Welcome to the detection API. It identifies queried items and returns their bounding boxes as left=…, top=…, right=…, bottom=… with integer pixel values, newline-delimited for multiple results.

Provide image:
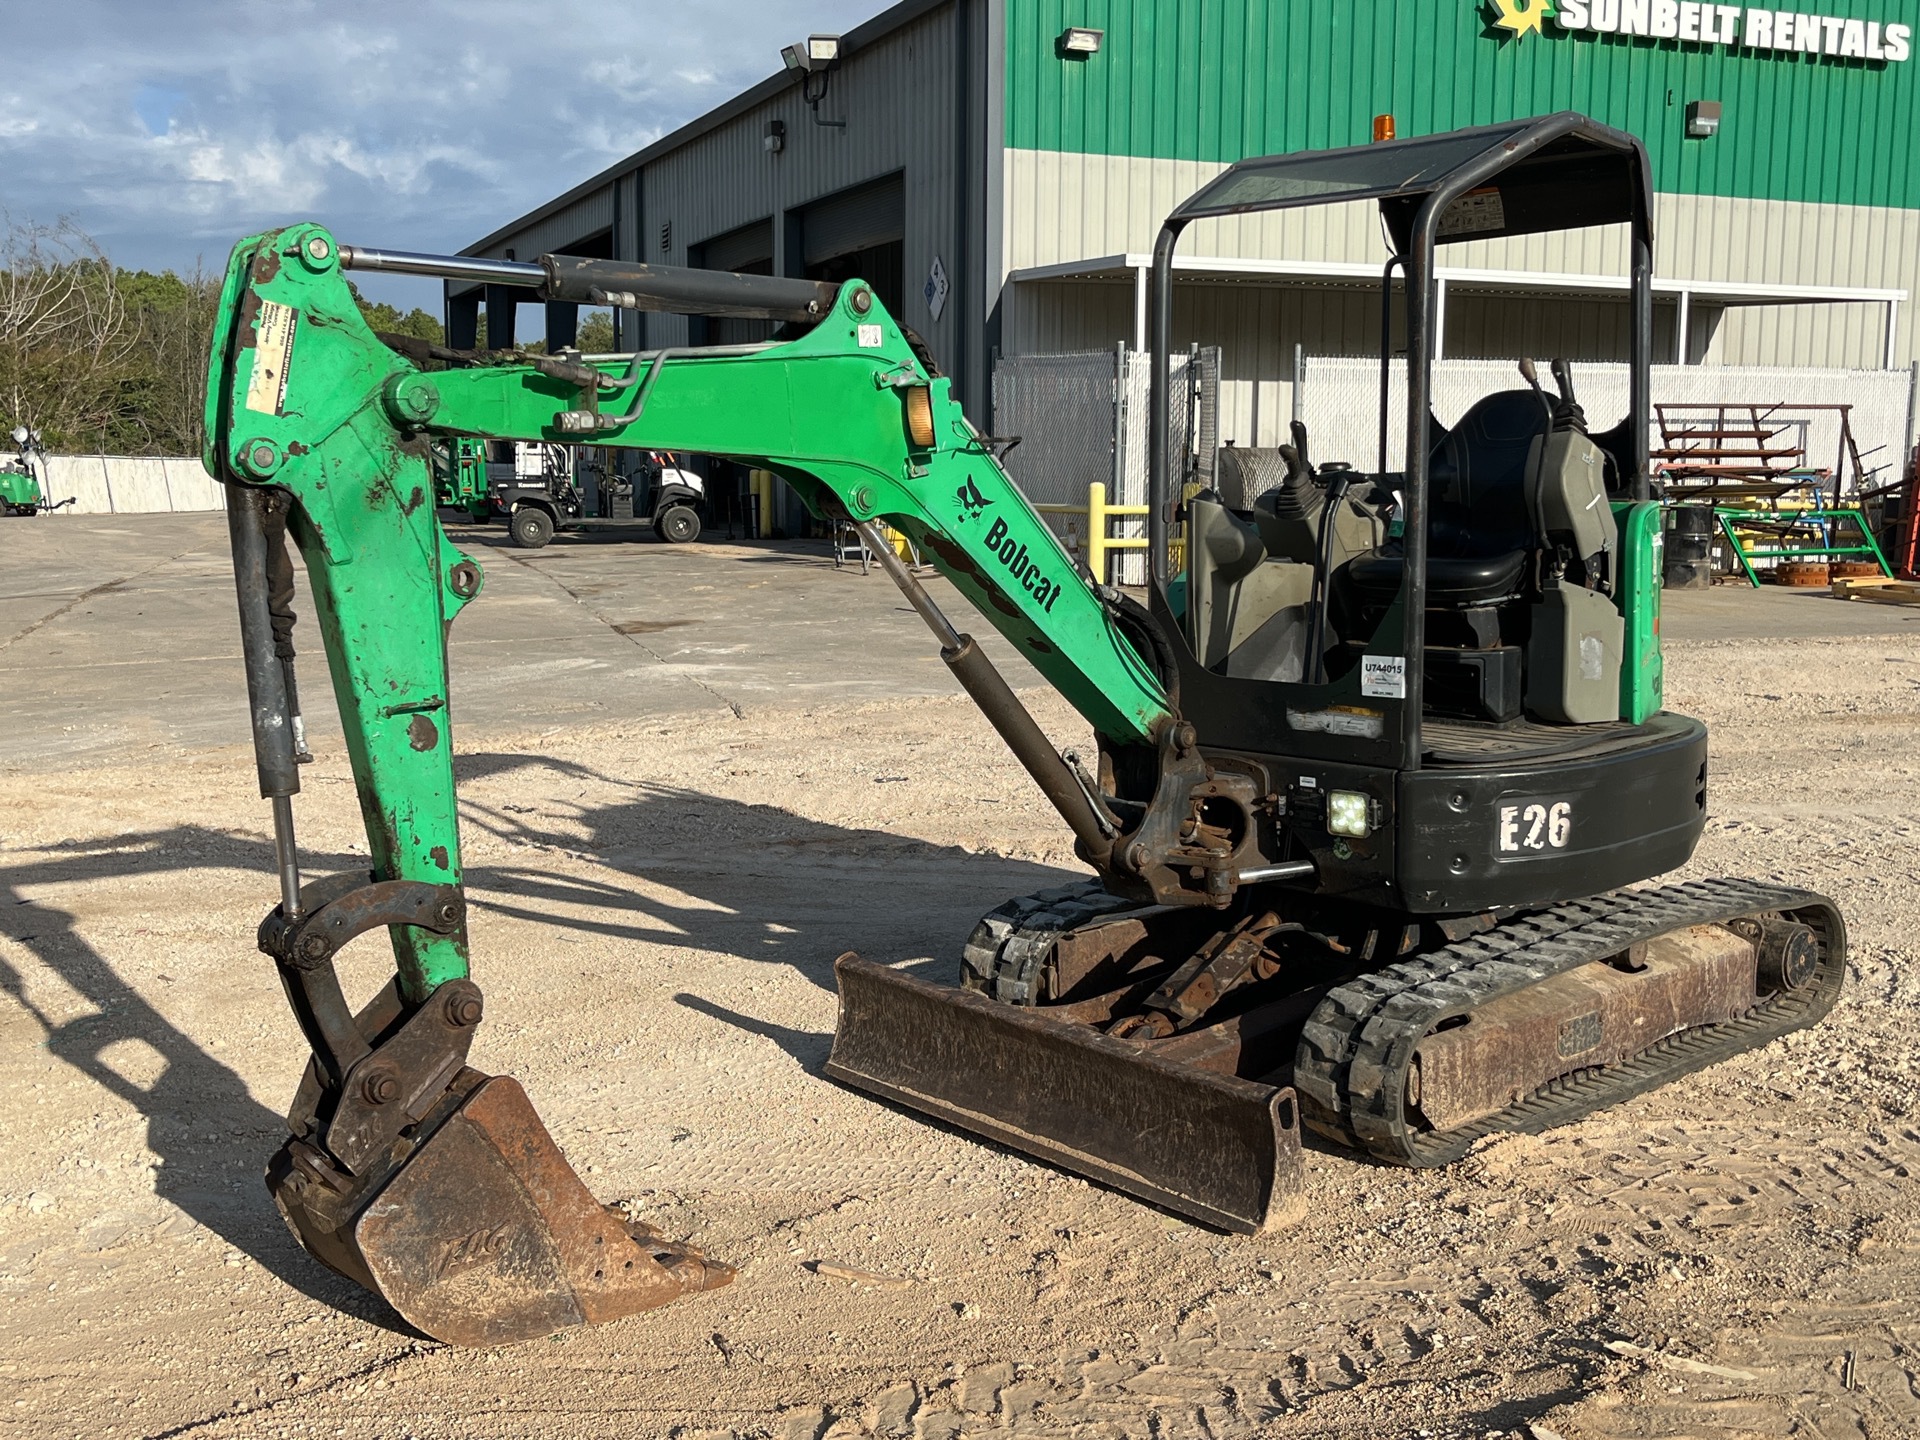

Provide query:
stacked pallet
left=1830, top=575, right=1920, bottom=606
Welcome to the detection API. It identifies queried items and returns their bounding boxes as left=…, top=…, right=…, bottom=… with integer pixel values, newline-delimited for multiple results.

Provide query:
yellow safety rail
left=1035, top=481, right=1150, bottom=587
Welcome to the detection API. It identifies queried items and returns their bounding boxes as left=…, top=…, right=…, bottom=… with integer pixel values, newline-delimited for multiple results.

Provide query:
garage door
left=798, top=173, right=904, bottom=267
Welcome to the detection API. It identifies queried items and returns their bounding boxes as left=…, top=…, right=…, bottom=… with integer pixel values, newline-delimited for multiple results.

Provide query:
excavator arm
left=205, top=225, right=1259, bottom=1346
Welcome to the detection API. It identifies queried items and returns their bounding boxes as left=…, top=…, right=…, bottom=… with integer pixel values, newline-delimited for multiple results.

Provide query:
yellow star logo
left=1489, top=0, right=1555, bottom=37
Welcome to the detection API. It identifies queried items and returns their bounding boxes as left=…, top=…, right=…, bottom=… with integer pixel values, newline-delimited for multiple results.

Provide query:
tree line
left=1, top=218, right=446, bottom=456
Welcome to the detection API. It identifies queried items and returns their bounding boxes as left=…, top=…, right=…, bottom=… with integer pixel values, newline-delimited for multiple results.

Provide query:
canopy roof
left=1170, top=112, right=1653, bottom=253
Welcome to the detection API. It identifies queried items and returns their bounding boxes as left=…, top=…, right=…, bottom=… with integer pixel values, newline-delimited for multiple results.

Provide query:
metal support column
left=1133, top=265, right=1148, bottom=355
left=483, top=285, right=520, bottom=348
left=544, top=301, right=578, bottom=352
left=446, top=290, right=480, bottom=350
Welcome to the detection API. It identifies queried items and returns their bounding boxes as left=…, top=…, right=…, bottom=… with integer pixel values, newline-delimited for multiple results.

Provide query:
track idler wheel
left=1753, top=917, right=1819, bottom=993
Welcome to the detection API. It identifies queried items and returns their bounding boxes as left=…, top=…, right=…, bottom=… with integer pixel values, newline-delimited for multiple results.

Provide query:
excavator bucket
left=260, top=966, right=732, bottom=1348
left=268, top=1068, right=731, bottom=1347
left=826, top=955, right=1306, bottom=1234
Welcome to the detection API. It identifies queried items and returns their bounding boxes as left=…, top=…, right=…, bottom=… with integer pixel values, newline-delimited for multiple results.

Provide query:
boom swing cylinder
left=205, top=112, right=1844, bottom=1345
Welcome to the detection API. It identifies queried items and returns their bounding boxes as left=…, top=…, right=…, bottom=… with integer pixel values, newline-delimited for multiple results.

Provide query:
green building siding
left=1008, top=0, right=1920, bottom=211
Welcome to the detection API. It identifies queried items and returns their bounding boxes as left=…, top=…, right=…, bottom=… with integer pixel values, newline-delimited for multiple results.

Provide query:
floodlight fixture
left=784, top=34, right=846, bottom=128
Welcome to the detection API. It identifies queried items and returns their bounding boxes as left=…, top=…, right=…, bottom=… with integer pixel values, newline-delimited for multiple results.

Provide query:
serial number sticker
left=1359, top=654, right=1406, bottom=700
left=1498, top=800, right=1572, bottom=854
left=246, top=300, right=298, bottom=416
left=1286, top=707, right=1383, bottom=740
left=856, top=323, right=884, bottom=349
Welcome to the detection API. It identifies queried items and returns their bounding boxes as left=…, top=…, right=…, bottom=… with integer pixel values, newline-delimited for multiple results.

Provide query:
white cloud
left=1, top=0, right=889, bottom=302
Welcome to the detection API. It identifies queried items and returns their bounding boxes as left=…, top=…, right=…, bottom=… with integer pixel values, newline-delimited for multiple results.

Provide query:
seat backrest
left=1426, top=390, right=1550, bottom=559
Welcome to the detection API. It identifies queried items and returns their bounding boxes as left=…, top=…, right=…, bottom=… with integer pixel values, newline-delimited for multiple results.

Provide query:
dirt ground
left=3, top=631, right=1918, bottom=1440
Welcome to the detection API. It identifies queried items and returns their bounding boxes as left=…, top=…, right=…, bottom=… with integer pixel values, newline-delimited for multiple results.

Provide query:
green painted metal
left=208, top=226, right=481, bottom=999
left=432, top=438, right=491, bottom=519
left=1007, top=0, right=1920, bottom=211
left=206, top=226, right=1172, bottom=994
left=1611, top=500, right=1663, bottom=723
left=1714, top=505, right=1893, bottom=585
left=0, top=467, right=42, bottom=512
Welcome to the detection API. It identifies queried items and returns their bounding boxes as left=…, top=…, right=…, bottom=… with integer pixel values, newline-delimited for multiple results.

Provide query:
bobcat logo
left=955, top=476, right=993, bottom=522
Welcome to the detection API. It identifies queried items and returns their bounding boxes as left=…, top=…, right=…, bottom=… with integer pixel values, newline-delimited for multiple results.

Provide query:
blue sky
left=2, top=0, right=889, bottom=307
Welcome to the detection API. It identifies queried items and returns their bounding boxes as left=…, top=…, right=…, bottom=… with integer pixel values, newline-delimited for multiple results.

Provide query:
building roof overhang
left=1006, top=252, right=1907, bottom=309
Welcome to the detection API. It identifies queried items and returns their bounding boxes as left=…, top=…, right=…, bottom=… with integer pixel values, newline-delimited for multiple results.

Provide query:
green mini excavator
left=204, top=114, right=1843, bottom=1347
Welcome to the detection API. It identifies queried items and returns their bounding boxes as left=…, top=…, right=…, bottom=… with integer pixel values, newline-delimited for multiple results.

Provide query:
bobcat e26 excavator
left=203, top=114, right=1844, bottom=1347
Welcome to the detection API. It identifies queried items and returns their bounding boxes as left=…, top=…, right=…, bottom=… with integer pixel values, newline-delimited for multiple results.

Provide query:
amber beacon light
left=1372, top=113, right=1397, bottom=142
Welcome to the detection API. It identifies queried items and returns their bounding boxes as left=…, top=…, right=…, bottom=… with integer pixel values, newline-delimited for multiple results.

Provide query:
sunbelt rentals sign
left=1489, top=0, right=1911, bottom=60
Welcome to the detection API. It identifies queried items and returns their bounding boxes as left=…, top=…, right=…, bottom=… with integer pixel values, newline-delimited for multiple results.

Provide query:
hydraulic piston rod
left=854, top=522, right=1116, bottom=866
left=339, top=246, right=547, bottom=288
left=339, top=243, right=837, bottom=323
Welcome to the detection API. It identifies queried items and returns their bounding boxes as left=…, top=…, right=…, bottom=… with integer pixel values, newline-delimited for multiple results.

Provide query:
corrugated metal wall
left=640, top=13, right=958, bottom=368
left=469, top=3, right=985, bottom=401
left=1001, top=165, right=1910, bottom=370
left=1000, top=0, right=1920, bottom=369
left=1006, top=0, right=1919, bottom=210
left=469, top=190, right=614, bottom=264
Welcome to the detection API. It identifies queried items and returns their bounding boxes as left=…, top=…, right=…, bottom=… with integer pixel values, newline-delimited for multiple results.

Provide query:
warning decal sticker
left=246, top=300, right=298, bottom=416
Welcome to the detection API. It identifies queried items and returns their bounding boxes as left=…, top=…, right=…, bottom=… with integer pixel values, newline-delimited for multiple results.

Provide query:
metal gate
left=992, top=344, right=1219, bottom=584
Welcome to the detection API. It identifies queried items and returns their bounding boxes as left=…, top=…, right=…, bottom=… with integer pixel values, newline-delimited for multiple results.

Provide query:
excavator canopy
left=1169, top=111, right=1654, bottom=253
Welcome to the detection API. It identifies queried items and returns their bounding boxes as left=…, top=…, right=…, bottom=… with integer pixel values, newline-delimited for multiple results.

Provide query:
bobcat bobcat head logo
left=955, top=476, right=993, bottom=522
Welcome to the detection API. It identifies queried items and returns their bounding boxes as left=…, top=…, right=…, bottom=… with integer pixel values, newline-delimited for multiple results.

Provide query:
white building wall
left=1001, top=148, right=1919, bottom=372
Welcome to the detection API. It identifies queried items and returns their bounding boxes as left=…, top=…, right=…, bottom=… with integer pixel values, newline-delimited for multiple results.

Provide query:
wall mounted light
left=781, top=35, right=841, bottom=72
left=1685, top=99, right=1721, bottom=138
left=782, top=35, right=845, bottom=127
left=764, top=118, right=786, bottom=153
left=1057, top=27, right=1104, bottom=56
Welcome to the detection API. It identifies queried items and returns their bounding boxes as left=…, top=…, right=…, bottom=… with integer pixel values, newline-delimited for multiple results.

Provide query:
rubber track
left=961, top=881, right=1140, bottom=1004
left=1293, top=877, right=1847, bottom=1167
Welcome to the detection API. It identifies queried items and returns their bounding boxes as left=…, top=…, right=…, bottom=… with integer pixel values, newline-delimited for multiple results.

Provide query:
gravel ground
left=2, top=632, right=1918, bottom=1439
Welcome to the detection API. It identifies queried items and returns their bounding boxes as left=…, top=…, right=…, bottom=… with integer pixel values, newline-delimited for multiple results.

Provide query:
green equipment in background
left=0, top=426, right=68, bottom=516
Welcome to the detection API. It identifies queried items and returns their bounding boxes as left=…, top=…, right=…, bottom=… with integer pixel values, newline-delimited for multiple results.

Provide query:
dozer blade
left=827, top=954, right=1305, bottom=1234
left=268, top=1069, right=731, bottom=1347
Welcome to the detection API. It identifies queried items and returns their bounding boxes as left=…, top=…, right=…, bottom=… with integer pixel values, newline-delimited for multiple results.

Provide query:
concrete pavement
left=0, top=513, right=1044, bottom=772
left=3, top=510, right=1915, bottom=772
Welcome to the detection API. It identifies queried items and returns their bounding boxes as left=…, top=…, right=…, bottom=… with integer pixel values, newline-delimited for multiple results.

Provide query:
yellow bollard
left=1087, top=482, right=1111, bottom=587
left=748, top=469, right=774, bottom=538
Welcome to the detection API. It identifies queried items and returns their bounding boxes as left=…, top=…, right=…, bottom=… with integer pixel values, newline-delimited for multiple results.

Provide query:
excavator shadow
left=453, top=752, right=1077, bottom=1000
left=0, top=826, right=410, bottom=1329
left=0, top=768, right=1075, bottom=1312
left=447, top=526, right=842, bottom=566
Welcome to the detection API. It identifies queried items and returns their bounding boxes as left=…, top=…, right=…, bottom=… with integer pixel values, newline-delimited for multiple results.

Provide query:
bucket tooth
left=826, top=953, right=1305, bottom=1234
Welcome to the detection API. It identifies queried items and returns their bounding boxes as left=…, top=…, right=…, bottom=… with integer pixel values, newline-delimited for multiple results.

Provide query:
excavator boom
left=204, top=224, right=1262, bottom=1343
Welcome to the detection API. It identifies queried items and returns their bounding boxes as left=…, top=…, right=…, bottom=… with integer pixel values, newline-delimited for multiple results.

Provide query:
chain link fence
left=994, top=345, right=1219, bottom=584
left=1296, top=356, right=1920, bottom=496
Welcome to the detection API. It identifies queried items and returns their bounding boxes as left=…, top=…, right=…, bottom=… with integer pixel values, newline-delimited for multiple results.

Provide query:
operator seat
left=1345, top=389, right=1548, bottom=611
left=1339, top=384, right=1623, bottom=726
